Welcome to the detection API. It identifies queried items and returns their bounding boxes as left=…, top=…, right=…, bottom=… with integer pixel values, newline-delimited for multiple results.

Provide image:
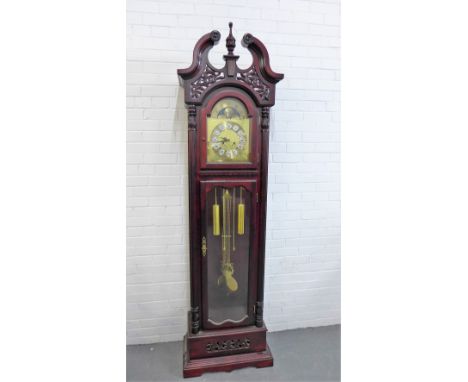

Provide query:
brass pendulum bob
left=212, top=187, right=220, bottom=236
left=225, top=265, right=238, bottom=292
left=238, top=188, right=245, bottom=235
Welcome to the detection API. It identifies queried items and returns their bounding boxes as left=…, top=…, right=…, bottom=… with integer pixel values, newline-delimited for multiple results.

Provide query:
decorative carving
left=187, top=104, right=197, bottom=130
left=225, top=22, right=236, bottom=55
left=206, top=338, right=251, bottom=353
left=191, top=306, right=200, bottom=334
left=237, top=68, right=270, bottom=101
left=242, top=33, right=253, bottom=45
left=241, top=32, right=284, bottom=86
left=255, top=302, right=263, bottom=327
left=210, top=30, right=220, bottom=42
left=201, top=236, right=207, bottom=257
left=261, top=107, right=270, bottom=129
left=224, top=22, right=239, bottom=77
left=190, top=66, right=224, bottom=99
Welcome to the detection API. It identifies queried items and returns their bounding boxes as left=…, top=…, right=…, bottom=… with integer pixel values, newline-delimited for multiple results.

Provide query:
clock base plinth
left=183, top=342, right=273, bottom=378
left=183, top=317, right=273, bottom=378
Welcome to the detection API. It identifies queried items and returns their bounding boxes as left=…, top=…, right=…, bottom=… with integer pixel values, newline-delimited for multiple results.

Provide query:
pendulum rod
left=225, top=189, right=231, bottom=264
left=222, top=189, right=226, bottom=253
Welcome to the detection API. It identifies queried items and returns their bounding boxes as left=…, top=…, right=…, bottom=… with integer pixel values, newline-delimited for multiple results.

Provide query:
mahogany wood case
left=177, top=23, right=284, bottom=378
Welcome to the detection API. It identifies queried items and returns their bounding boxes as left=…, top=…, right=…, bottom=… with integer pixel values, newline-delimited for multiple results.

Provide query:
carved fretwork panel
left=190, top=66, right=225, bottom=100
left=206, top=338, right=251, bottom=353
left=237, top=68, right=270, bottom=101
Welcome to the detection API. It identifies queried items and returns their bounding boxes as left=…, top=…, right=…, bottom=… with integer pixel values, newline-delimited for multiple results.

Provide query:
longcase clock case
left=177, top=23, right=284, bottom=378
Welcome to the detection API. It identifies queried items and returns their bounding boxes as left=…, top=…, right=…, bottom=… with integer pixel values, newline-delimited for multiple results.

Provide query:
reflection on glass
left=206, top=186, right=251, bottom=326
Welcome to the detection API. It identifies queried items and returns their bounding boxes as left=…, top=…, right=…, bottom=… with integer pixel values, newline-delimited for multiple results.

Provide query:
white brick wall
left=127, top=0, right=340, bottom=345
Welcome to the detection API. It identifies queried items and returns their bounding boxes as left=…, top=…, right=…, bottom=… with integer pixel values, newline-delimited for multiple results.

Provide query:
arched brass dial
left=207, top=97, right=250, bottom=163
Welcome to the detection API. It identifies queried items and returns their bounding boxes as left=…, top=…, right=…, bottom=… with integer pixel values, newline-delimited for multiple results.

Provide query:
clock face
left=210, top=121, right=246, bottom=160
left=206, top=97, right=251, bottom=164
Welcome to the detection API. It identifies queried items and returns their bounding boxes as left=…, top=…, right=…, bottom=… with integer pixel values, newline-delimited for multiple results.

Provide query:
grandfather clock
left=177, top=23, right=283, bottom=378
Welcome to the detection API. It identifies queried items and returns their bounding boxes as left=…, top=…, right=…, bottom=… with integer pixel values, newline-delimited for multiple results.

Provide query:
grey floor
left=127, top=325, right=340, bottom=382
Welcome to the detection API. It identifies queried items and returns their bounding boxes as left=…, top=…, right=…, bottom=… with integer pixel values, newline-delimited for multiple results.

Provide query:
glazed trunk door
left=200, top=179, right=258, bottom=330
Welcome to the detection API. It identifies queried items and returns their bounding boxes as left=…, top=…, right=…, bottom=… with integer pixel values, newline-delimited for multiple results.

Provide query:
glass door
left=200, top=180, right=257, bottom=329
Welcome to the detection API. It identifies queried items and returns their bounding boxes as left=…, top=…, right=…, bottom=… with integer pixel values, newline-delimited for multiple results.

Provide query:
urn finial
left=226, top=22, right=236, bottom=55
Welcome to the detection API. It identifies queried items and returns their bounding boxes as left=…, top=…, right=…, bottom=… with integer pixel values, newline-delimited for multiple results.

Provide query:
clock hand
left=220, top=137, right=230, bottom=145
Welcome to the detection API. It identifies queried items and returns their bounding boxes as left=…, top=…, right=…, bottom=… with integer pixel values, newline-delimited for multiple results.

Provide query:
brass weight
left=212, top=187, right=220, bottom=236
left=237, top=188, right=245, bottom=235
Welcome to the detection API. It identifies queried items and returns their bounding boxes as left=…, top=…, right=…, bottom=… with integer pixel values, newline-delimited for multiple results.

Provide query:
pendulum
left=219, top=188, right=238, bottom=293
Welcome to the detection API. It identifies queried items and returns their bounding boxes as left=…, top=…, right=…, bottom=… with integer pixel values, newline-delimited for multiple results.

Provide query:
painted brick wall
left=127, top=0, right=340, bottom=345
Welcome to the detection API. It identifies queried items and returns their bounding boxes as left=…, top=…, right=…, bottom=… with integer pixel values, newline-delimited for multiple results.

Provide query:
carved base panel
left=186, top=322, right=268, bottom=360
left=183, top=341, right=273, bottom=378
left=183, top=312, right=273, bottom=378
